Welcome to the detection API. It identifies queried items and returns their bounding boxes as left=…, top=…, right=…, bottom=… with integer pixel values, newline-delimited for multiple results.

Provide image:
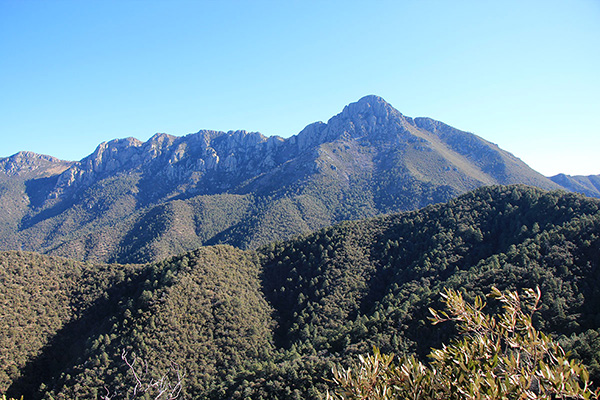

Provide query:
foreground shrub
left=328, top=287, right=599, bottom=399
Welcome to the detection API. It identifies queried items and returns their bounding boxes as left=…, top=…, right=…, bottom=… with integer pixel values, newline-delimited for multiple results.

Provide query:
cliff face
left=0, top=95, right=566, bottom=263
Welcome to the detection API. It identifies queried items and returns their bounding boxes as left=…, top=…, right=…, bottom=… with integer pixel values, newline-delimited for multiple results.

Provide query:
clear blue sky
left=1, top=0, right=599, bottom=176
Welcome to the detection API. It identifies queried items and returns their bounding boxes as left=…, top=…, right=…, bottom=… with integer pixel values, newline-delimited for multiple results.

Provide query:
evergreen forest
left=1, top=185, right=600, bottom=399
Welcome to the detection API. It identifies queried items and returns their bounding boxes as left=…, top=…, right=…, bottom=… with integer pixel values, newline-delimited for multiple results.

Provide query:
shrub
left=328, top=287, right=599, bottom=399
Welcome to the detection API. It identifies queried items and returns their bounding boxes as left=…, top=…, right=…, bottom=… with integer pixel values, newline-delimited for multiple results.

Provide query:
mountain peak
left=357, top=94, right=388, bottom=105
left=0, top=95, right=581, bottom=265
left=340, top=95, right=402, bottom=120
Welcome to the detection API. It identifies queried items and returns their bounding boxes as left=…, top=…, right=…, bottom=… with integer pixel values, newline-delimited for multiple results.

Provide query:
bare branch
left=119, top=350, right=185, bottom=400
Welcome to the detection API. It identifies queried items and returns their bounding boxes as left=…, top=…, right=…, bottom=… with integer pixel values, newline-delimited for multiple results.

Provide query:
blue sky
left=1, top=0, right=599, bottom=176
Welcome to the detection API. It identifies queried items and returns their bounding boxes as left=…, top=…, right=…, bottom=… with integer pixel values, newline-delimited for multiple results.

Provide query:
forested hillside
left=0, top=96, right=565, bottom=264
left=2, top=185, right=600, bottom=399
left=0, top=251, right=140, bottom=397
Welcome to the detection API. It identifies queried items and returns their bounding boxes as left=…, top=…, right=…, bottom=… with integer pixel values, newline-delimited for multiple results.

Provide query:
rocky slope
left=0, top=95, right=565, bottom=263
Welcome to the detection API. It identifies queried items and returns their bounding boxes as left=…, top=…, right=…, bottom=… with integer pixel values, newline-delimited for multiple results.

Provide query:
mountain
left=550, top=173, right=600, bottom=198
left=0, top=95, right=564, bottom=263
left=2, top=186, right=600, bottom=399
left=0, top=152, right=74, bottom=248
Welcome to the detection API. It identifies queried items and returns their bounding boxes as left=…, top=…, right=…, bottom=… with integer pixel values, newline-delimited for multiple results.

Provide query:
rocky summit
left=0, top=95, right=579, bottom=263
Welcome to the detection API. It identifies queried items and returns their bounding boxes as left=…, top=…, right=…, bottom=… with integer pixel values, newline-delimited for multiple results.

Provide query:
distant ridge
left=0, top=151, right=73, bottom=177
left=550, top=173, right=600, bottom=198
left=0, top=95, right=582, bottom=263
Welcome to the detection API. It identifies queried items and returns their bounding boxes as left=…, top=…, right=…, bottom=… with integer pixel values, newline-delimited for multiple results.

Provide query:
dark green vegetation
left=2, top=185, right=600, bottom=399
left=0, top=96, right=569, bottom=264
